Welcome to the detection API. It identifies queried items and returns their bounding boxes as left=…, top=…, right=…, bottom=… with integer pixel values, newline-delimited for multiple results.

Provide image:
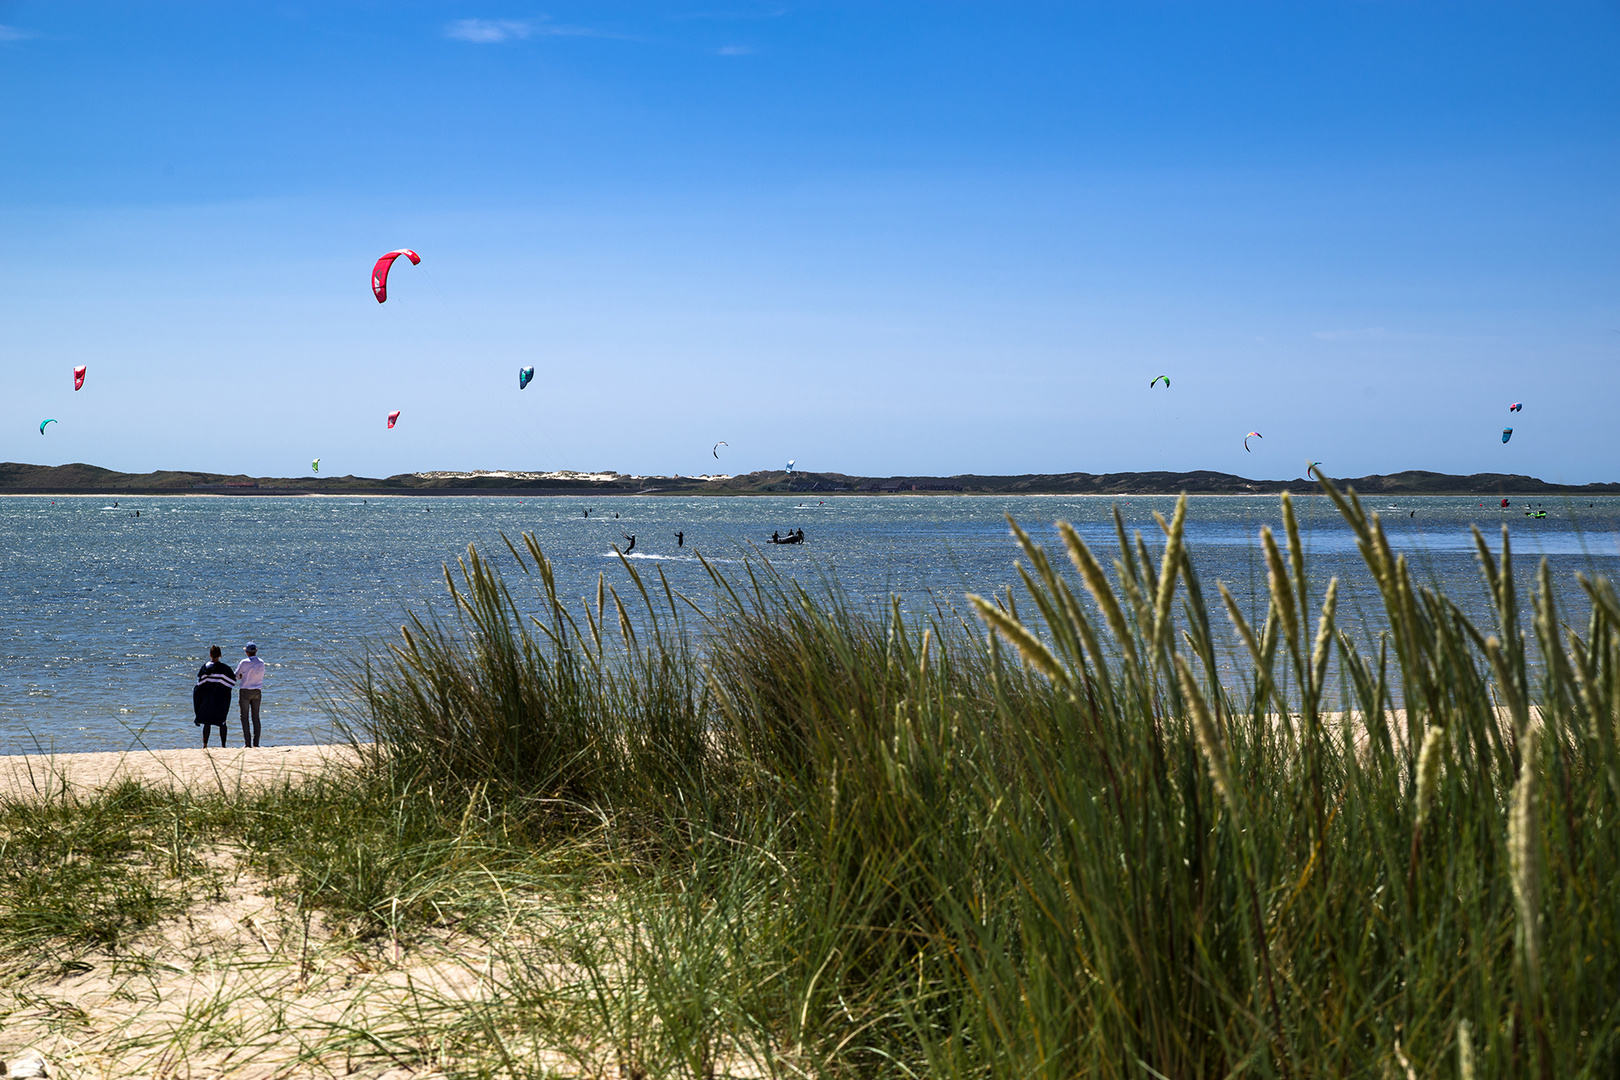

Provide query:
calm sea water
left=4, top=492, right=1619, bottom=754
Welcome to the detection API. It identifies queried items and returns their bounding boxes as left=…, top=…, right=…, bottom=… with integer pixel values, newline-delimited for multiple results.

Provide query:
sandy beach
left=0, top=740, right=507, bottom=1080
left=0, top=744, right=363, bottom=801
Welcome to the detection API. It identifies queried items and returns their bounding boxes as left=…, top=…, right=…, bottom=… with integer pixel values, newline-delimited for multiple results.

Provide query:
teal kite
left=1502, top=428, right=1513, bottom=443
left=39, top=419, right=56, bottom=435
left=519, top=367, right=534, bottom=390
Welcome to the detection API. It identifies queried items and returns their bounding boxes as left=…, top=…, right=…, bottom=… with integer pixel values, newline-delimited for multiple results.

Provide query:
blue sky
left=1, top=2, right=1616, bottom=482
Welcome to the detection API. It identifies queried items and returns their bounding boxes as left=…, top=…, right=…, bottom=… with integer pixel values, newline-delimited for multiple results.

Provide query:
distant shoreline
left=4, top=489, right=1615, bottom=500
left=3, top=461, right=1618, bottom=498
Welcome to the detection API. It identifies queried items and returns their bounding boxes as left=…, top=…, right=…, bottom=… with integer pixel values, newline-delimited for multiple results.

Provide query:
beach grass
left=3, top=477, right=1618, bottom=1077
left=0, top=778, right=218, bottom=966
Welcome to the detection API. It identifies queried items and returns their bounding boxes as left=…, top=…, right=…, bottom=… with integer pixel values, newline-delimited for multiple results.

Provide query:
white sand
left=0, top=743, right=363, bottom=801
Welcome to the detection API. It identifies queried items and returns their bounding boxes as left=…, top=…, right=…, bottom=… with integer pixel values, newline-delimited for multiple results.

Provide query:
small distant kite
left=387, top=411, right=401, bottom=429
left=1306, top=460, right=1325, bottom=478
left=73, top=366, right=87, bottom=391
left=39, top=418, right=56, bottom=435
left=713, top=440, right=728, bottom=459
left=786, top=460, right=796, bottom=473
left=1149, top=375, right=1170, bottom=389
left=1502, top=428, right=1513, bottom=443
left=1244, top=431, right=1262, bottom=452
left=519, top=367, right=534, bottom=390
left=371, top=249, right=420, bottom=303
left=312, top=458, right=320, bottom=473
left=1509, top=402, right=1523, bottom=412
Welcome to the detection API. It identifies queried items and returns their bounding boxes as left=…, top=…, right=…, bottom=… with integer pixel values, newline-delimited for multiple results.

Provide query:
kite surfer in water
left=622, top=533, right=636, bottom=553
left=675, top=531, right=684, bottom=548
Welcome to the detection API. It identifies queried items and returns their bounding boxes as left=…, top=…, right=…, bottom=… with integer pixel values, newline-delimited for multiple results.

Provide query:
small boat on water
left=770, top=529, right=805, bottom=545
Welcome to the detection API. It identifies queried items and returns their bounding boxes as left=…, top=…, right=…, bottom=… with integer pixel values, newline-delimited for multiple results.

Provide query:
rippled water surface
left=4, top=492, right=1619, bottom=754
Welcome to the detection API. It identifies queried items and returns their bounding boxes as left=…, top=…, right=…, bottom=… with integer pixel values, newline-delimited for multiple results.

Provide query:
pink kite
left=387, top=410, right=401, bottom=429
left=371, top=249, right=420, bottom=303
left=73, top=365, right=87, bottom=391
left=1244, top=431, right=1263, bottom=452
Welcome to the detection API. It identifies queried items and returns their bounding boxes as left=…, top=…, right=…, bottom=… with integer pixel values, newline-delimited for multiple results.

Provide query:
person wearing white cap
left=235, top=642, right=266, bottom=747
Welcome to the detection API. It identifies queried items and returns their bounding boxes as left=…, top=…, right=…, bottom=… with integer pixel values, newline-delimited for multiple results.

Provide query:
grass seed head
left=1174, top=655, right=1235, bottom=810
left=1414, top=725, right=1446, bottom=827
left=1509, top=724, right=1543, bottom=998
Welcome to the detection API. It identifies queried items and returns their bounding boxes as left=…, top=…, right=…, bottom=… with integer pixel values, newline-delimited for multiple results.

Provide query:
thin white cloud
left=443, top=17, right=608, bottom=43
left=445, top=18, right=537, bottom=42
left=716, top=44, right=755, bottom=55
left=0, top=24, right=40, bottom=42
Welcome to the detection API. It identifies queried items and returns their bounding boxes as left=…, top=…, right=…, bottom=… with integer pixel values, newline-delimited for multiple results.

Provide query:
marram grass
left=13, top=478, right=1601, bottom=1077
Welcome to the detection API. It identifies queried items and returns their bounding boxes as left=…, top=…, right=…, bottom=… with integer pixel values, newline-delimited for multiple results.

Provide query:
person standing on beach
left=235, top=642, right=265, bottom=747
left=193, top=646, right=235, bottom=748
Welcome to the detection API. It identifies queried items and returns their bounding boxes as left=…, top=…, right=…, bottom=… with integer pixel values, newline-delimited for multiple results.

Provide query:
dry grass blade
left=1413, top=725, right=1445, bottom=828
left=1059, top=521, right=1142, bottom=676
left=1261, top=526, right=1299, bottom=660
left=969, top=594, right=1070, bottom=688
left=1150, top=495, right=1189, bottom=654
left=1509, top=723, right=1542, bottom=1003
left=1174, top=654, right=1235, bottom=811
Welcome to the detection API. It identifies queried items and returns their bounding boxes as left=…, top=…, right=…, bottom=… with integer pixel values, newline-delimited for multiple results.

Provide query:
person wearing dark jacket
left=193, top=645, right=235, bottom=747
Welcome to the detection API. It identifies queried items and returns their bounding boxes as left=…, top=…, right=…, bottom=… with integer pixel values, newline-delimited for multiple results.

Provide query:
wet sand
left=0, top=743, right=363, bottom=800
